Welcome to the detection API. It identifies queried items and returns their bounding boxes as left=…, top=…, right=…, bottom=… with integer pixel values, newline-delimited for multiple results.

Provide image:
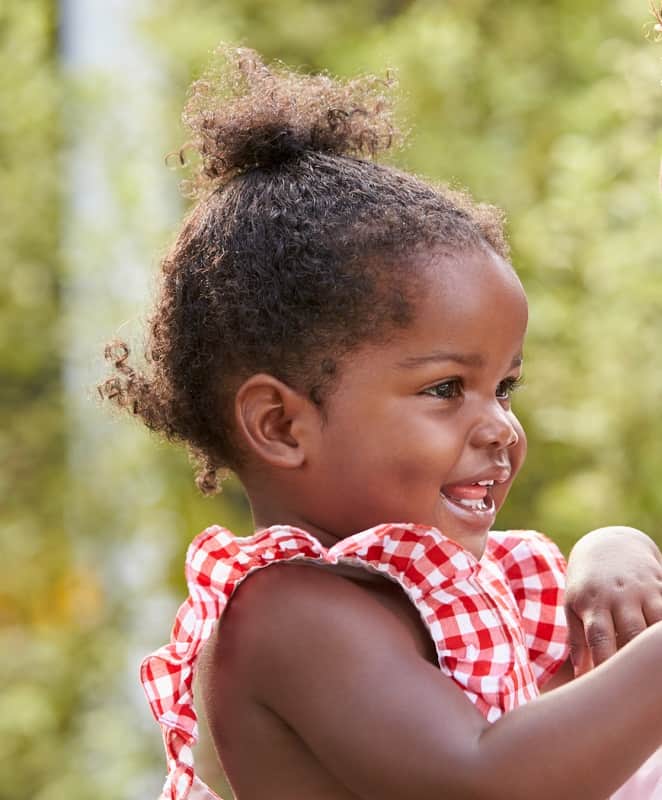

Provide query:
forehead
left=340, top=247, right=528, bottom=384
left=412, top=247, right=528, bottom=342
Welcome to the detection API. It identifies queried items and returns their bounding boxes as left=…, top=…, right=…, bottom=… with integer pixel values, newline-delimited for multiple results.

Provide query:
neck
left=242, top=471, right=346, bottom=548
left=251, top=505, right=392, bottom=586
left=252, top=507, right=343, bottom=548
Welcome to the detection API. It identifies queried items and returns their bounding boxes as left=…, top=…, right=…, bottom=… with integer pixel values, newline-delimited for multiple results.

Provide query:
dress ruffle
left=141, top=524, right=569, bottom=800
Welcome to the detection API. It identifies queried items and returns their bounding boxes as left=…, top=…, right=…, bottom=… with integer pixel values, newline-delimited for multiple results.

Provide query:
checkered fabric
left=140, top=523, right=569, bottom=800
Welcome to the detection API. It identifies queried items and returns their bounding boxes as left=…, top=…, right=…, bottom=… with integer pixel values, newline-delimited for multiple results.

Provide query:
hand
left=565, top=526, right=662, bottom=676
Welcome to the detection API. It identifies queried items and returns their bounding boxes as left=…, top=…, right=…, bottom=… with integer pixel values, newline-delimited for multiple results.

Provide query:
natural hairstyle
left=99, top=45, right=508, bottom=494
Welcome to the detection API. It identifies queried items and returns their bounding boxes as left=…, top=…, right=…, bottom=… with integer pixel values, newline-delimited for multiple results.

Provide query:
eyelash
left=422, top=376, right=524, bottom=401
left=496, top=376, right=524, bottom=400
left=423, top=379, right=463, bottom=400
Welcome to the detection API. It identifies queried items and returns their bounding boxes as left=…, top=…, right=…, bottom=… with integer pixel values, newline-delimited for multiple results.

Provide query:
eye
left=422, top=379, right=463, bottom=400
left=496, top=376, right=523, bottom=401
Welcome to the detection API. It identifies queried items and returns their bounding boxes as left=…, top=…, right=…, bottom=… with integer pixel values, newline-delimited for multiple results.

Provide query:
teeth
left=476, top=480, right=494, bottom=486
left=457, top=497, right=488, bottom=510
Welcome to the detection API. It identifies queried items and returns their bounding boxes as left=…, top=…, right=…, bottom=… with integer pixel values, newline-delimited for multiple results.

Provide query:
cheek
left=492, top=414, right=527, bottom=510
left=511, top=415, right=527, bottom=474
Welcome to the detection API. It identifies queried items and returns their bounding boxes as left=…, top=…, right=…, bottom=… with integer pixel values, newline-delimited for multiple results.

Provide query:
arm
left=236, top=563, right=662, bottom=800
left=566, top=525, right=662, bottom=674
left=540, top=655, right=574, bottom=691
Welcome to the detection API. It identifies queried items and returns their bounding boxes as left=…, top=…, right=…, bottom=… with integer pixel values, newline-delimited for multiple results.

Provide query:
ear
left=234, top=374, right=315, bottom=469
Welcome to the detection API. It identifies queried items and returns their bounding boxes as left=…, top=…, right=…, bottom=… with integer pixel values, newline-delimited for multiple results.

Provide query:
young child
left=101, top=48, right=662, bottom=800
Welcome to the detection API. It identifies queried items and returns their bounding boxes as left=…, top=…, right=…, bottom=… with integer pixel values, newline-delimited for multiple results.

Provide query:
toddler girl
left=101, top=47, right=662, bottom=799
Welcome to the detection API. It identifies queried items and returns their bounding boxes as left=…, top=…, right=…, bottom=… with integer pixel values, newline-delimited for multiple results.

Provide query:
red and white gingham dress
left=141, top=523, right=569, bottom=800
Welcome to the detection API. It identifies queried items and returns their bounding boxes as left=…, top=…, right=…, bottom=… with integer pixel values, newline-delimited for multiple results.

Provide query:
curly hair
left=99, top=46, right=508, bottom=494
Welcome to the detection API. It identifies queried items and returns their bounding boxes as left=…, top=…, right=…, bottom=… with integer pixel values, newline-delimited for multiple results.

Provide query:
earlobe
left=234, top=374, right=312, bottom=469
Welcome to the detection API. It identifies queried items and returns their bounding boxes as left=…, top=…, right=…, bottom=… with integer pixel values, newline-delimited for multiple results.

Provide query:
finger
left=643, top=596, right=662, bottom=627
left=566, top=606, right=592, bottom=677
left=582, top=609, right=617, bottom=667
left=611, top=606, right=647, bottom=648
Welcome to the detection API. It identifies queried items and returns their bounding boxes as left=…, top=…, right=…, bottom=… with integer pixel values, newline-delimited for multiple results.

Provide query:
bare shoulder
left=216, top=563, right=424, bottom=685
left=199, top=560, right=441, bottom=725
left=196, top=561, right=662, bottom=800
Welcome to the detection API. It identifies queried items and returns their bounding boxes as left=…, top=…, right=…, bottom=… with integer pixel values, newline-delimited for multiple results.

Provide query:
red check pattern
left=140, top=524, right=569, bottom=800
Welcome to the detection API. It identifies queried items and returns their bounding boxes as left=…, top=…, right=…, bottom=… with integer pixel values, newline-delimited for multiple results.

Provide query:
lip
left=443, top=466, right=512, bottom=488
left=439, top=489, right=497, bottom=532
left=438, top=465, right=511, bottom=534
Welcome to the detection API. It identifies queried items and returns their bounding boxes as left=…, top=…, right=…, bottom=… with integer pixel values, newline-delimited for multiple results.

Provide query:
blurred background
left=3, top=0, right=662, bottom=797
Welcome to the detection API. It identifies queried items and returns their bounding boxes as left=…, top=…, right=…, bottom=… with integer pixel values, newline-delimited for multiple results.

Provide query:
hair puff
left=179, top=45, right=400, bottom=195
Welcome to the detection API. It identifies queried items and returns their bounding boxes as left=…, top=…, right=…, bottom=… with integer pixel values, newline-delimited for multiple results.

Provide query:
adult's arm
left=230, top=563, right=662, bottom=800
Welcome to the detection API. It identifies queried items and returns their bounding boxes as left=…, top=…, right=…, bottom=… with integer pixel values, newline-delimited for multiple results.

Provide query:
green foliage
left=0, top=3, right=75, bottom=796
left=4, top=1, right=662, bottom=797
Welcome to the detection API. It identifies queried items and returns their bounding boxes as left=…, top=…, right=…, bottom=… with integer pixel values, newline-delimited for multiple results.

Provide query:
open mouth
left=440, top=480, right=496, bottom=514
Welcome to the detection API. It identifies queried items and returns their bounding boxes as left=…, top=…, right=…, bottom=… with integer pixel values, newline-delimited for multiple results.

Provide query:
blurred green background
left=3, top=0, right=662, bottom=797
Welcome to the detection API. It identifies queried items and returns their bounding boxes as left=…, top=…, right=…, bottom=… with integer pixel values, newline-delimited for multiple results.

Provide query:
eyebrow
left=397, top=351, right=523, bottom=369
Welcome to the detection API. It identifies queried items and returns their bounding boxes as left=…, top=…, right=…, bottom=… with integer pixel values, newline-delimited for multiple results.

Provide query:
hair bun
left=179, top=45, right=399, bottom=194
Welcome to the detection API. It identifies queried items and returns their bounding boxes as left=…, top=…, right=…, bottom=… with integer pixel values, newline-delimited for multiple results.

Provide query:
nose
left=471, top=402, right=519, bottom=451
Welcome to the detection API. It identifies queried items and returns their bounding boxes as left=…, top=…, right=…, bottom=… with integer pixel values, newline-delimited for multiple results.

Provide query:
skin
left=566, top=525, right=662, bottom=675
left=197, top=246, right=662, bottom=800
left=238, top=247, right=528, bottom=555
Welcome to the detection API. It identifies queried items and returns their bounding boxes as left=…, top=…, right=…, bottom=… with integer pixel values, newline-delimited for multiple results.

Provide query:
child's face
left=303, top=247, right=528, bottom=557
